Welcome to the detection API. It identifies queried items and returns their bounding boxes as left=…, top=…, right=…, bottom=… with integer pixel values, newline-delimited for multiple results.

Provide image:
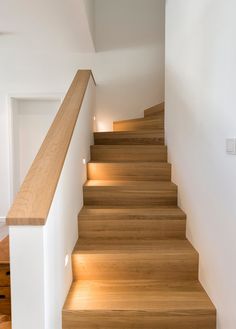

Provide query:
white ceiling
left=0, top=0, right=95, bottom=52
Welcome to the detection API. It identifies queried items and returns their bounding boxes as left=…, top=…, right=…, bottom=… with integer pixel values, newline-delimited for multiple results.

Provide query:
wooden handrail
left=7, top=70, right=95, bottom=226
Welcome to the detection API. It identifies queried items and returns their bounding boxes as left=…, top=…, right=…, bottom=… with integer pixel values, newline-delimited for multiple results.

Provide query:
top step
left=144, top=103, right=165, bottom=117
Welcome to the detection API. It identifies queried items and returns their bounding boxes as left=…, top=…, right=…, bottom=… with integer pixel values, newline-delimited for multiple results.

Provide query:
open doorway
left=9, top=96, right=62, bottom=201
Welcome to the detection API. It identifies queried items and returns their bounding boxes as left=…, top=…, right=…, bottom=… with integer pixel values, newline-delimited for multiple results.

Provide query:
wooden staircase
left=62, top=102, right=216, bottom=328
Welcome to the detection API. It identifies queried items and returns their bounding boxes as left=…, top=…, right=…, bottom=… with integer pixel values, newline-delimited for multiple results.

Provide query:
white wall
left=10, top=78, right=95, bottom=329
left=94, top=0, right=165, bottom=131
left=84, top=0, right=95, bottom=45
left=165, top=1, right=236, bottom=328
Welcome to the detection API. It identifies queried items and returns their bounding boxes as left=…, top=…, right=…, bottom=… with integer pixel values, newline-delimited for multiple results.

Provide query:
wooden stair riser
left=63, top=312, right=216, bottom=329
left=72, top=252, right=198, bottom=281
left=79, top=219, right=186, bottom=239
left=94, top=131, right=164, bottom=145
left=87, top=162, right=171, bottom=181
left=83, top=186, right=177, bottom=206
left=113, top=117, right=164, bottom=131
left=144, top=103, right=165, bottom=117
left=91, top=145, right=167, bottom=162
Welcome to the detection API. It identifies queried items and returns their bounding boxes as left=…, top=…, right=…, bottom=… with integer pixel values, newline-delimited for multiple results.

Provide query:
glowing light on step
left=83, top=158, right=86, bottom=165
left=65, top=254, right=69, bottom=267
left=93, top=116, right=96, bottom=121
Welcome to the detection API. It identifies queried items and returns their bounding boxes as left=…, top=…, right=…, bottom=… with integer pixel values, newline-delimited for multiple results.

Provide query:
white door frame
left=7, top=93, right=64, bottom=205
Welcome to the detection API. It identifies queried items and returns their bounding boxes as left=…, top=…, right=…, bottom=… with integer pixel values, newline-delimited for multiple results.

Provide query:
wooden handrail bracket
left=7, top=70, right=95, bottom=226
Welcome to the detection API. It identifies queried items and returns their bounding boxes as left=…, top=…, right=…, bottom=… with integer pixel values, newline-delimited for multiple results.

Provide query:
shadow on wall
left=95, top=0, right=165, bottom=52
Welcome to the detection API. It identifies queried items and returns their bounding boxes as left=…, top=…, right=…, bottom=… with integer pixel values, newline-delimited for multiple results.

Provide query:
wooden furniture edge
left=7, top=70, right=95, bottom=226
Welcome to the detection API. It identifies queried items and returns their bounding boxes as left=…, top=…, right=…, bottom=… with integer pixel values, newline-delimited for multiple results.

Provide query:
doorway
left=9, top=97, right=61, bottom=200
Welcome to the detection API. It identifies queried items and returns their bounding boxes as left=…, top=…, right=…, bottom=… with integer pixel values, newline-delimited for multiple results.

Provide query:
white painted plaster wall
left=165, top=1, right=236, bottom=328
left=94, top=0, right=165, bottom=131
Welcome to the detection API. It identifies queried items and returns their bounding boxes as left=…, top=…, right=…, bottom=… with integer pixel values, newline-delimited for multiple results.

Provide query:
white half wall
left=9, top=78, right=95, bottom=329
left=165, top=1, right=236, bottom=328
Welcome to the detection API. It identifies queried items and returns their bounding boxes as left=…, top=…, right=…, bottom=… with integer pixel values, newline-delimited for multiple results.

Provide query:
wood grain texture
left=0, top=238, right=9, bottom=265
left=0, top=287, right=10, bottom=300
left=79, top=206, right=187, bottom=238
left=94, top=130, right=164, bottom=145
left=78, top=205, right=186, bottom=239
left=91, top=145, right=167, bottom=162
left=0, top=320, right=11, bottom=329
left=144, top=102, right=165, bottom=117
left=79, top=206, right=186, bottom=221
left=63, top=279, right=215, bottom=328
left=83, top=180, right=177, bottom=206
left=7, top=70, right=94, bottom=226
left=72, top=239, right=198, bottom=281
left=113, top=116, right=164, bottom=131
left=79, top=218, right=186, bottom=239
left=0, top=300, right=10, bottom=317
left=87, top=162, right=171, bottom=181
left=0, top=315, right=10, bottom=324
left=64, top=280, right=215, bottom=311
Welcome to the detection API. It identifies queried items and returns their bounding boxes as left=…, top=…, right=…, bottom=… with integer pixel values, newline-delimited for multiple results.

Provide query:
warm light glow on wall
left=97, top=120, right=112, bottom=132
left=65, top=254, right=69, bottom=267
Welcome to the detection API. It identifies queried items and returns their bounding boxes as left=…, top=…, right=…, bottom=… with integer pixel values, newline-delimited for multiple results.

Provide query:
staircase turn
left=63, top=103, right=216, bottom=328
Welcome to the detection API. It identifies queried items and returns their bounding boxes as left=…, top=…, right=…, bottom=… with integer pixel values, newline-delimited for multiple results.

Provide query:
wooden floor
left=62, top=103, right=216, bottom=328
left=0, top=237, right=11, bottom=328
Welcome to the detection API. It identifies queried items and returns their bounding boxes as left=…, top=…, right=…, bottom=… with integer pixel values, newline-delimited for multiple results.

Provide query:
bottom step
left=63, top=280, right=216, bottom=329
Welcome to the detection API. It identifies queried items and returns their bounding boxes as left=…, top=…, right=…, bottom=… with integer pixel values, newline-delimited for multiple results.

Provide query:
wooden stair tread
left=83, top=180, right=177, bottom=206
left=79, top=206, right=186, bottom=220
left=79, top=206, right=186, bottom=239
left=63, top=280, right=215, bottom=313
left=95, top=130, right=164, bottom=135
left=73, top=239, right=197, bottom=255
left=84, top=180, right=176, bottom=189
left=114, top=117, right=163, bottom=125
